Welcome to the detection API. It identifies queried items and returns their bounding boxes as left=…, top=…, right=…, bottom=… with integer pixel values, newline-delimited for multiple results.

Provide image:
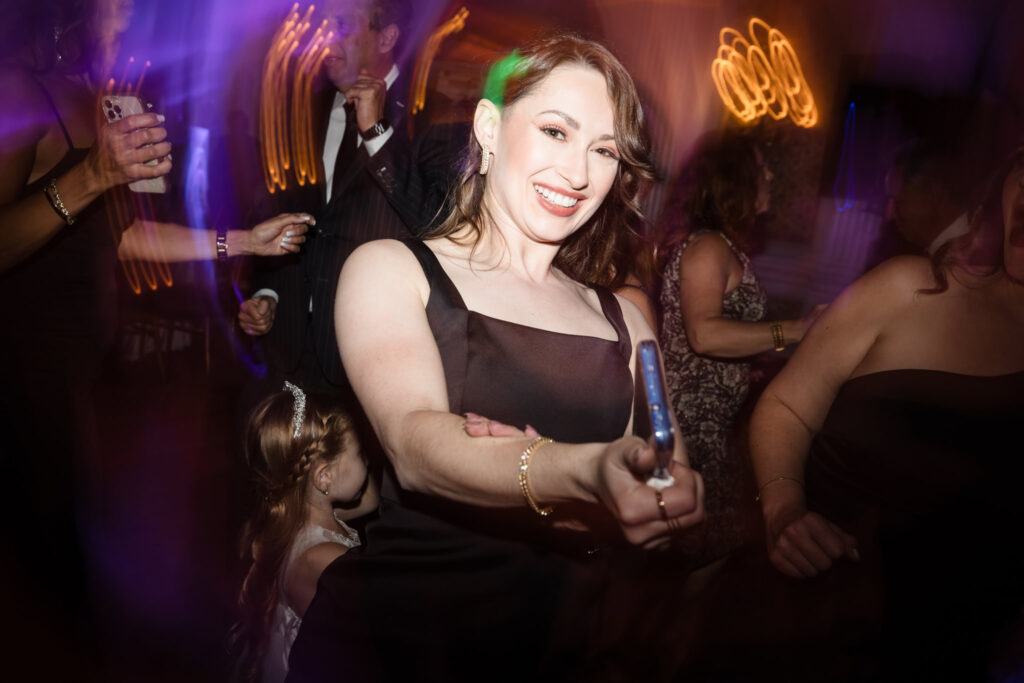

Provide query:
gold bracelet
left=754, top=475, right=804, bottom=502
left=518, top=436, right=554, bottom=517
left=45, top=179, right=75, bottom=226
left=770, top=321, right=785, bottom=351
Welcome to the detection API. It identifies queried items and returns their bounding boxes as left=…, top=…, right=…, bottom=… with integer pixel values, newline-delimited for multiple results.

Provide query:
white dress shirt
left=253, top=64, right=399, bottom=308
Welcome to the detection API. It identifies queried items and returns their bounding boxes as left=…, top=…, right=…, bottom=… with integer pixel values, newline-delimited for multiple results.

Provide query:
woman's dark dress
left=659, top=231, right=766, bottom=565
left=804, top=369, right=1024, bottom=681
left=286, top=240, right=634, bottom=682
left=679, top=369, right=1024, bottom=683
left=0, top=79, right=127, bottom=613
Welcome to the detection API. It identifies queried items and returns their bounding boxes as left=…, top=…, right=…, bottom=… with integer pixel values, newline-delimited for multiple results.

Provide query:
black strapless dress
left=677, top=369, right=1024, bottom=683
left=804, top=369, right=1024, bottom=682
left=286, top=240, right=634, bottom=682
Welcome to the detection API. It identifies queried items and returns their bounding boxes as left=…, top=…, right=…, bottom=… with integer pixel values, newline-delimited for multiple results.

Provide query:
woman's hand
left=83, top=112, right=172, bottom=193
left=791, top=303, right=829, bottom=343
left=592, top=437, right=704, bottom=548
left=247, top=213, right=313, bottom=255
left=764, top=501, right=858, bottom=579
left=462, top=413, right=539, bottom=439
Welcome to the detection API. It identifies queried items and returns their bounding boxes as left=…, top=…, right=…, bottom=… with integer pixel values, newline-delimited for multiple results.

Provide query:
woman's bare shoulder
left=343, top=238, right=424, bottom=278
left=854, top=254, right=938, bottom=305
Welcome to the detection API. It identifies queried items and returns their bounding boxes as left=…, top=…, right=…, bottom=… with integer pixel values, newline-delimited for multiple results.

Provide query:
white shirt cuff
left=252, top=288, right=279, bottom=303
left=362, top=127, right=394, bottom=157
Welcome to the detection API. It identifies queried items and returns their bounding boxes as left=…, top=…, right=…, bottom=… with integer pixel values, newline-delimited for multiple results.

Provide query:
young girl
left=230, top=382, right=378, bottom=683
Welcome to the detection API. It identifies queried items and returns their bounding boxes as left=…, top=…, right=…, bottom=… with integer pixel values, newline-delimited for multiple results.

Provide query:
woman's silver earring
left=321, top=487, right=330, bottom=496
left=479, top=145, right=490, bottom=175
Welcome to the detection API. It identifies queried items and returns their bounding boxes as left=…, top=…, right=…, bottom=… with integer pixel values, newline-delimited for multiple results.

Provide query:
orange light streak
left=259, top=4, right=318, bottom=193
left=411, top=7, right=469, bottom=116
left=132, top=60, right=151, bottom=98
left=711, top=17, right=817, bottom=128
left=101, top=59, right=175, bottom=293
left=291, top=21, right=332, bottom=186
left=117, top=56, right=135, bottom=96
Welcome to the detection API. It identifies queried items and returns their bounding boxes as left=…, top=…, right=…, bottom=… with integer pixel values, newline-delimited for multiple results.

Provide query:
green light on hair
left=482, top=50, right=525, bottom=106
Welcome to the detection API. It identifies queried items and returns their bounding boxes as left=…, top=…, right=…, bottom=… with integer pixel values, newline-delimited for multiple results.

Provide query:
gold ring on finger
left=655, top=489, right=668, bottom=522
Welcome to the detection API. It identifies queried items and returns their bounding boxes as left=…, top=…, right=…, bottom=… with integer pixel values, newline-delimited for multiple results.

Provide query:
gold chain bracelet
left=518, top=436, right=554, bottom=517
left=45, top=179, right=75, bottom=226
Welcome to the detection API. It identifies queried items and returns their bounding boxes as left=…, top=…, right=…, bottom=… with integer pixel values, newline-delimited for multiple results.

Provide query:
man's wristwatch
left=360, top=118, right=390, bottom=141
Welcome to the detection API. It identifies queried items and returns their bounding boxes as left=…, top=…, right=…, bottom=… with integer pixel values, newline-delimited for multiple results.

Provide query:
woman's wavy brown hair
left=228, top=389, right=354, bottom=683
left=925, top=146, right=1023, bottom=293
left=656, top=129, right=761, bottom=267
left=427, top=32, right=658, bottom=285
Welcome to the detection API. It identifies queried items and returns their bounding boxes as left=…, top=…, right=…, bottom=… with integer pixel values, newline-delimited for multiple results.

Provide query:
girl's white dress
left=261, top=514, right=360, bottom=683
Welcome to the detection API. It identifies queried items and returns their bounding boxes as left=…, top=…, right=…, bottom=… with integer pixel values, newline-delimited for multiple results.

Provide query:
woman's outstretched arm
left=335, top=239, right=703, bottom=547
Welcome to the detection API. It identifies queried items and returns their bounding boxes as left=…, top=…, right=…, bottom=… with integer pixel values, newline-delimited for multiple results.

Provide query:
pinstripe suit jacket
left=252, top=77, right=466, bottom=387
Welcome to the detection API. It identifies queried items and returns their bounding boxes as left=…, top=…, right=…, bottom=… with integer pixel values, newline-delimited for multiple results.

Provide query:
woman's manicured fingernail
left=157, top=114, right=166, bottom=122
left=285, top=230, right=293, bottom=237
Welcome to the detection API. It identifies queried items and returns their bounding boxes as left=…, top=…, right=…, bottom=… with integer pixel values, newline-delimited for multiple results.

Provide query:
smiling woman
left=285, top=34, right=704, bottom=683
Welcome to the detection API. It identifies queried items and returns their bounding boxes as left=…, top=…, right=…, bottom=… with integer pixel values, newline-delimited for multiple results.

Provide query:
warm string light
left=711, top=17, right=817, bottom=128
left=291, top=20, right=332, bottom=186
left=260, top=4, right=324, bottom=194
left=411, top=7, right=469, bottom=116
left=101, top=62, right=175, bottom=294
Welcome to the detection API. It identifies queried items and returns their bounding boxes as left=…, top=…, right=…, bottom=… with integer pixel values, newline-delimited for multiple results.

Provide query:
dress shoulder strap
left=682, top=229, right=750, bottom=266
left=592, top=285, right=633, bottom=362
left=27, top=73, right=75, bottom=150
left=400, top=239, right=468, bottom=310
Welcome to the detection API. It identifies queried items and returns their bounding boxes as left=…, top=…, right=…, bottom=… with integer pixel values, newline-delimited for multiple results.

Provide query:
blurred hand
left=85, top=112, right=172, bottom=192
left=249, top=213, right=313, bottom=256
left=592, top=437, right=705, bottom=548
left=764, top=504, right=859, bottom=579
left=462, top=412, right=540, bottom=439
left=238, top=296, right=277, bottom=336
left=342, top=69, right=387, bottom=133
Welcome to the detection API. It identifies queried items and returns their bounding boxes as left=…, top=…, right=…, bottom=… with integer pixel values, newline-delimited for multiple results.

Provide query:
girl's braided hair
left=228, top=388, right=353, bottom=682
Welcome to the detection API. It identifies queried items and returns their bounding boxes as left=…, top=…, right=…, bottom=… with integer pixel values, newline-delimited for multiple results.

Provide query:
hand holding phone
left=101, top=94, right=168, bottom=193
left=633, top=340, right=677, bottom=489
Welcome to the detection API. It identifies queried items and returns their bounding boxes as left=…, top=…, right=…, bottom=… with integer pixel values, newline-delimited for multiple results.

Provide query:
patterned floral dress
left=659, top=230, right=767, bottom=564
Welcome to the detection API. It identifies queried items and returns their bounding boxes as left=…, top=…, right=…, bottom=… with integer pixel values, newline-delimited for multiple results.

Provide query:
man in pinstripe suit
left=238, top=0, right=463, bottom=396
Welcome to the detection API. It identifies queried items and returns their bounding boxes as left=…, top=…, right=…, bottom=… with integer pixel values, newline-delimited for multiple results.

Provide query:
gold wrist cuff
left=518, top=436, right=554, bottom=517
left=770, top=321, right=785, bottom=351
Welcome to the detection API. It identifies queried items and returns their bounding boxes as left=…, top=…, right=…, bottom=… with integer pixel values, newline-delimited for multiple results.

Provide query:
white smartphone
left=101, top=94, right=168, bottom=194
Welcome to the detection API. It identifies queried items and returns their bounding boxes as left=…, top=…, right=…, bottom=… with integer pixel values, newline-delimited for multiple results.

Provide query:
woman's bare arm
left=117, top=213, right=312, bottom=262
left=335, top=239, right=703, bottom=546
left=0, top=68, right=170, bottom=272
left=678, top=233, right=822, bottom=357
left=749, top=256, right=931, bottom=577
